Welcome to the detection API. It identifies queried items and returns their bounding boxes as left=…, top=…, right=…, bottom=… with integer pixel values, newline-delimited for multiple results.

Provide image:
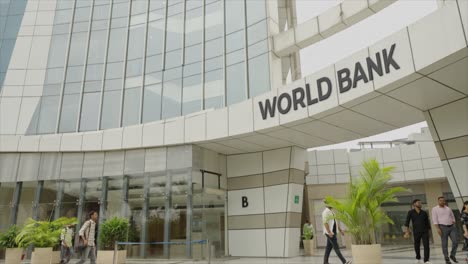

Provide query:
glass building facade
left=0, top=0, right=271, bottom=135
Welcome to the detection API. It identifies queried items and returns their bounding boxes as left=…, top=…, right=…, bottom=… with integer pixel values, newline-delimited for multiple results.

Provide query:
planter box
left=303, top=239, right=316, bottom=256
left=51, top=250, right=61, bottom=264
left=31, top=247, right=52, bottom=264
left=5, top=248, right=23, bottom=264
left=97, top=250, right=126, bottom=264
left=351, top=244, right=382, bottom=264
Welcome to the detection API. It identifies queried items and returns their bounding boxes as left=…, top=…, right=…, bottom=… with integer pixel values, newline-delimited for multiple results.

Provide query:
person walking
left=59, top=224, right=74, bottom=264
left=432, top=196, right=458, bottom=264
left=404, top=199, right=431, bottom=264
left=322, top=205, right=352, bottom=264
left=77, top=211, right=98, bottom=264
left=460, top=201, right=468, bottom=262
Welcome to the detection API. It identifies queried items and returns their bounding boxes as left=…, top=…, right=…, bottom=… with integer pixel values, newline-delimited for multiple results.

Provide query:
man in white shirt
left=322, top=206, right=352, bottom=264
left=77, top=211, right=98, bottom=264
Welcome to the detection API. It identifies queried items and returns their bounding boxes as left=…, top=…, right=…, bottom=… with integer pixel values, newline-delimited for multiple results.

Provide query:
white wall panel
left=102, top=128, right=123, bottom=150
left=8, top=36, right=32, bottom=69
left=227, top=152, right=262, bottom=177
left=403, top=160, right=423, bottom=172
left=316, top=150, right=334, bottom=165
left=333, top=149, right=348, bottom=164
left=38, top=134, right=61, bottom=152
left=229, top=229, right=266, bottom=257
left=349, top=151, right=365, bottom=166
left=16, top=97, right=40, bottom=134
left=184, top=112, right=206, bottom=142
left=422, top=157, right=442, bottom=169
left=400, top=144, right=421, bottom=160
left=404, top=170, right=424, bottom=181
left=448, top=156, right=468, bottom=197
left=382, top=147, right=402, bottom=163
left=306, top=65, right=341, bottom=118
left=206, top=108, right=228, bottom=140
left=266, top=228, right=285, bottom=257
left=253, top=89, right=279, bottom=131
left=429, top=98, right=468, bottom=140
left=284, top=228, right=301, bottom=257
left=279, top=79, right=308, bottom=125
left=28, top=36, right=51, bottom=69
left=287, top=184, right=303, bottom=213
left=263, top=147, right=290, bottom=173
left=164, top=117, right=184, bottom=145
left=0, top=97, right=21, bottom=135
left=61, top=133, right=83, bottom=151
left=82, top=132, right=103, bottom=151
left=228, top=188, right=265, bottom=216
left=142, top=121, right=164, bottom=147
left=264, top=184, right=288, bottom=213
left=424, top=168, right=445, bottom=179
left=122, top=125, right=142, bottom=149
left=291, top=146, right=306, bottom=171
left=418, top=142, right=439, bottom=158
left=318, top=174, right=335, bottom=184
left=317, top=165, right=334, bottom=175
left=229, top=99, right=254, bottom=136
left=0, top=135, right=19, bottom=151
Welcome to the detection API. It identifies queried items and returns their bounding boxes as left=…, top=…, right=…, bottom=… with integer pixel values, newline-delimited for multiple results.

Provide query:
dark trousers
left=413, top=231, right=430, bottom=262
left=323, top=234, right=346, bottom=264
left=440, top=225, right=458, bottom=259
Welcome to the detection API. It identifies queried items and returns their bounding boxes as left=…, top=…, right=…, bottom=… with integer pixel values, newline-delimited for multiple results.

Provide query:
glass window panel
left=226, top=30, right=244, bottom=53
left=3, top=15, right=22, bottom=39
left=52, top=24, right=70, bottom=34
left=145, top=71, right=163, bottom=85
left=147, top=20, right=165, bottom=56
left=76, top=0, right=92, bottom=8
left=37, top=181, right=59, bottom=221
left=66, top=65, right=84, bottom=83
left=84, top=80, right=102, bottom=92
left=204, top=56, right=222, bottom=72
left=145, top=54, right=162, bottom=74
left=183, top=62, right=201, bottom=77
left=61, top=180, right=81, bottom=219
left=127, top=25, right=145, bottom=60
left=88, top=30, right=107, bottom=64
left=54, top=9, right=73, bottom=24
left=126, top=59, right=143, bottom=78
left=248, top=39, right=268, bottom=59
left=104, top=78, right=122, bottom=91
left=205, top=0, right=223, bottom=40
left=0, top=154, right=20, bottom=183
left=17, top=182, right=36, bottom=226
left=74, top=6, right=91, bottom=22
left=204, top=69, right=224, bottom=109
left=106, top=177, right=123, bottom=219
left=110, top=16, right=128, bottom=28
left=92, top=19, right=109, bottom=30
left=86, top=64, right=104, bottom=81
left=165, top=49, right=182, bottom=69
left=93, top=4, right=110, bottom=20
left=150, top=0, right=165, bottom=11
left=17, top=153, right=40, bottom=182
left=73, top=21, right=89, bottom=33
left=61, top=153, right=84, bottom=180
left=226, top=62, right=246, bottom=106
left=166, top=13, right=183, bottom=51
left=124, top=149, right=145, bottom=174
left=122, top=88, right=141, bottom=126
left=162, top=77, right=181, bottom=119
left=38, top=153, right=62, bottom=181
left=103, top=151, right=124, bottom=176
left=43, top=84, right=62, bottom=96
left=48, top=34, right=69, bottom=68
left=248, top=54, right=270, bottom=98
left=0, top=183, right=15, bottom=230
left=125, top=76, right=143, bottom=89
left=247, top=20, right=267, bottom=45
left=185, top=7, right=203, bottom=46
left=182, top=74, right=201, bottom=115
left=205, top=38, right=223, bottom=59
left=226, top=49, right=244, bottom=66
left=131, top=0, right=147, bottom=15
left=106, top=61, right=124, bottom=79
left=46, top=68, right=64, bottom=84
left=107, top=27, right=127, bottom=63
left=184, top=44, right=202, bottom=64
left=68, top=32, right=87, bottom=66
left=80, top=92, right=100, bottom=131
left=83, top=152, right=105, bottom=179
left=225, top=0, right=245, bottom=34
left=59, top=94, right=80, bottom=132
left=38, top=96, right=59, bottom=134
left=100, top=90, right=121, bottom=129
left=143, top=83, right=162, bottom=122
left=246, top=0, right=266, bottom=26
left=167, top=2, right=183, bottom=16
left=64, top=82, right=82, bottom=95
left=112, top=2, right=129, bottom=18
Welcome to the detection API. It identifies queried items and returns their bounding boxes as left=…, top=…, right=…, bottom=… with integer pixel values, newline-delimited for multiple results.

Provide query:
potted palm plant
left=15, top=217, right=76, bottom=264
left=97, top=217, right=129, bottom=264
left=324, top=159, right=407, bottom=264
left=0, top=225, right=22, bottom=264
left=302, top=221, right=315, bottom=256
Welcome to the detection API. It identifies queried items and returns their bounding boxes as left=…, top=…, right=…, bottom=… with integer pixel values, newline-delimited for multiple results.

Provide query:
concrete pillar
left=424, top=98, right=468, bottom=209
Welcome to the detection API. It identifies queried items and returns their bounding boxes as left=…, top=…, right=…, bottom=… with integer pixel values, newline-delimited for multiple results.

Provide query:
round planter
left=302, top=239, right=316, bottom=256
left=351, top=244, right=382, bottom=264
left=5, top=248, right=23, bottom=264
left=97, top=249, right=127, bottom=264
left=31, top=247, right=52, bottom=264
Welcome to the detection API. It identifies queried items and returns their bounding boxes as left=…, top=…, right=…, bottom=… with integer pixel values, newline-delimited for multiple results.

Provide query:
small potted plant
left=0, top=225, right=22, bottom=264
left=302, top=220, right=315, bottom=256
left=325, top=159, right=407, bottom=264
left=15, top=217, right=76, bottom=264
left=97, top=217, right=129, bottom=264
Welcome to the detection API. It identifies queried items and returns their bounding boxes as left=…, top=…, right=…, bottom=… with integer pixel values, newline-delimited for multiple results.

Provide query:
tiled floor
left=5, top=246, right=468, bottom=264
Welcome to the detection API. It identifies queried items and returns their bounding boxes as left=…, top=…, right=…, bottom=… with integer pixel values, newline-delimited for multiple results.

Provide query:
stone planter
left=5, top=248, right=23, bottom=264
left=303, top=239, right=316, bottom=256
left=31, top=247, right=52, bottom=264
left=351, top=244, right=382, bottom=264
left=97, top=250, right=126, bottom=264
left=50, top=250, right=61, bottom=264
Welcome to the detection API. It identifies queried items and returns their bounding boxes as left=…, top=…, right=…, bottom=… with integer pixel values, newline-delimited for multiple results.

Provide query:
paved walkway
left=5, top=246, right=468, bottom=264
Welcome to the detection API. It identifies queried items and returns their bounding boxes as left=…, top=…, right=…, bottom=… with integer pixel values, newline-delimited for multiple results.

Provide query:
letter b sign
left=242, top=196, right=249, bottom=208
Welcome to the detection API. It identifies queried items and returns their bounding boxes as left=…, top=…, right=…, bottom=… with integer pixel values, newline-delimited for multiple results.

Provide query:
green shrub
left=15, top=217, right=77, bottom=248
left=302, top=224, right=314, bottom=240
left=0, top=225, right=20, bottom=248
left=324, top=159, right=408, bottom=245
left=99, top=217, right=129, bottom=250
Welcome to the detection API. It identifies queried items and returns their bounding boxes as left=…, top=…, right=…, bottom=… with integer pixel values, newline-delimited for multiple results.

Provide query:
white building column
left=424, top=97, right=468, bottom=207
